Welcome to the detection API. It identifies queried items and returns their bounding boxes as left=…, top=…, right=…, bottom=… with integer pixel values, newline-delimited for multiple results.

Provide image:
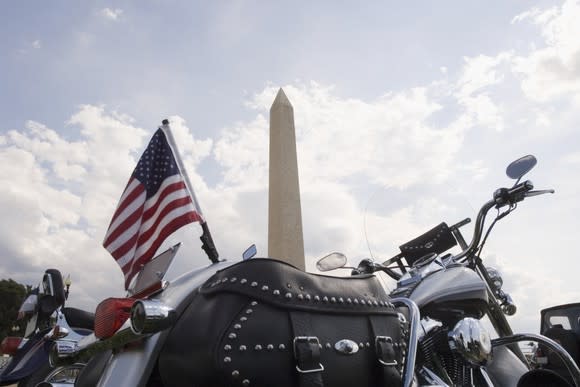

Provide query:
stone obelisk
left=268, top=88, right=305, bottom=270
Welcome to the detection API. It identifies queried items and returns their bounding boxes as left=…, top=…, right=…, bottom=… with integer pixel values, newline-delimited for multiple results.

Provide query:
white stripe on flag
left=133, top=204, right=195, bottom=259
left=142, top=175, right=183, bottom=211
left=140, top=189, right=193, bottom=232
left=103, top=193, right=146, bottom=254
left=103, top=180, right=145, bottom=241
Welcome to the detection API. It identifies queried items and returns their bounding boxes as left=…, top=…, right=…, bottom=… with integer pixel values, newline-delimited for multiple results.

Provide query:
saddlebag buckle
left=293, top=336, right=324, bottom=374
left=375, top=336, right=398, bottom=366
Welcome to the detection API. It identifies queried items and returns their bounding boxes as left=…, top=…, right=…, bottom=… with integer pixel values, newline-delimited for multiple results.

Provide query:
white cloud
left=511, top=0, right=580, bottom=101
left=101, top=8, right=123, bottom=21
left=32, top=40, right=41, bottom=49
left=247, top=83, right=468, bottom=189
left=456, top=54, right=513, bottom=99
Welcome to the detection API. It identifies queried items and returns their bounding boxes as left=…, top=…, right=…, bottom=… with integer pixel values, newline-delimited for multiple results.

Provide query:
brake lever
left=525, top=189, right=555, bottom=197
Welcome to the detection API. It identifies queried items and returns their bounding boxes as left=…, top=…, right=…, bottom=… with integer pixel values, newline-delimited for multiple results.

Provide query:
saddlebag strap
left=369, top=315, right=402, bottom=386
left=290, top=311, right=324, bottom=387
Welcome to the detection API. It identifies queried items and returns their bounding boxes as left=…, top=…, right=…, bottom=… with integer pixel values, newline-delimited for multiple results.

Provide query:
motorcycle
left=0, top=269, right=94, bottom=387
left=52, top=155, right=580, bottom=387
left=315, top=154, right=580, bottom=386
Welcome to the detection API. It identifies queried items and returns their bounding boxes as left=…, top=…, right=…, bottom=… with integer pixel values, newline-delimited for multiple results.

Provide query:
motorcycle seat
left=63, top=307, right=95, bottom=332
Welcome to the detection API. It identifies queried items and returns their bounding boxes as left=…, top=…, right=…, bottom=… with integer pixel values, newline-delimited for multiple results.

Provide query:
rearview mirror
left=506, top=155, right=537, bottom=180
left=316, top=252, right=347, bottom=272
left=242, top=244, right=257, bottom=261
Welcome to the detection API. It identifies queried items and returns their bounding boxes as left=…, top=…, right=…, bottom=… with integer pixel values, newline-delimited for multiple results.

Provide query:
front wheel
left=18, top=362, right=84, bottom=387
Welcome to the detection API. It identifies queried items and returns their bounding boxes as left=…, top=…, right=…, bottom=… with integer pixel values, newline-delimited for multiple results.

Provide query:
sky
left=1, top=1, right=579, bottom=335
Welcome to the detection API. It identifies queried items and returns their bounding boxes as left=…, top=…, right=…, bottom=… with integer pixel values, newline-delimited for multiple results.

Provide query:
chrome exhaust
left=130, top=300, right=176, bottom=335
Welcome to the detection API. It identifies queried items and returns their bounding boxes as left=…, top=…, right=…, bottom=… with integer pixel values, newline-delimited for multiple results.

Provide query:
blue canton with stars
left=133, top=129, right=180, bottom=199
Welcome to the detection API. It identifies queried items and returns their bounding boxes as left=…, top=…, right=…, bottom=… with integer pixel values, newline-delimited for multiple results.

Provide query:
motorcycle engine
left=418, top=317, right=492, bottom=385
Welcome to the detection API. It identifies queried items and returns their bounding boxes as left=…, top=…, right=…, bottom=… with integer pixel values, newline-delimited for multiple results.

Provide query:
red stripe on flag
left=111, top=231, right=140, bottom=261
left=103, top=201, right=146, bottom=248
left=107, top=180, right=145, bottom=227
left=136, top=197, right=195, bottom=247
left=141, top=181, right=189, bottom=222
left=123, top=212, right=197, bottom=288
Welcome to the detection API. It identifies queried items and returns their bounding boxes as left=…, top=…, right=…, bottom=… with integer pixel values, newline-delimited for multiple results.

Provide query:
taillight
left=1, top=336, right=23, bottom=355
left=94, top=298, right=135, bottom=339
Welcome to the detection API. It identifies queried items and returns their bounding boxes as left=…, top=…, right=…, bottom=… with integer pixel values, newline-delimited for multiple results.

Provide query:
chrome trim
left=42, top=363, right=85, bottom=385
left=492, top=333, right=580, bottom=387
left=334, top=339, right=359, bottom=355
left=448, top=317, right=492, bottom=365
left=418, top=317, right=443, bottom=341
left=130, top=300, right=176, bottom=335
left=391, top=297, right=419, bottom=387
left=479, top=367, right=495, bottom=387
left=419, top=366, right=451, bottom=387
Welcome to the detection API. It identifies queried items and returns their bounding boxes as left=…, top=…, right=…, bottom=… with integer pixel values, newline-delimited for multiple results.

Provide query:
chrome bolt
left=224, top=357, right=231, bottom=363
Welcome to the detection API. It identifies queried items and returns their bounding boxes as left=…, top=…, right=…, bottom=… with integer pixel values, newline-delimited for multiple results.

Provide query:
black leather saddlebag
left=158, top=259, right=405, bottom=387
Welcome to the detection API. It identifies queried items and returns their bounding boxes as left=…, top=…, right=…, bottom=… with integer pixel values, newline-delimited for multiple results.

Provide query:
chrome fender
left=93, top=260, right=235, bottom=387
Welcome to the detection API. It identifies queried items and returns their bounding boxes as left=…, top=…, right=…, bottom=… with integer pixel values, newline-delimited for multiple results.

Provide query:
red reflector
left=94, top=298, right=135, bottom=339
left=1, top=336, right=23, bottom=355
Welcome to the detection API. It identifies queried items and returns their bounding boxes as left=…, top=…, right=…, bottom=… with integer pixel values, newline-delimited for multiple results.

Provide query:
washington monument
left=268, top=88, right=306, bottom=271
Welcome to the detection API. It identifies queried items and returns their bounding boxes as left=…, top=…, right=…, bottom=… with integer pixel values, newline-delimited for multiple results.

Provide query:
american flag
left=103, top=128, right=203, bottom=289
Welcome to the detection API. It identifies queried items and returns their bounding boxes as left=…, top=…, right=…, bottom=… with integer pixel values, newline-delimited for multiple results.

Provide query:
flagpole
left=160, top=119, right=219, bottom=263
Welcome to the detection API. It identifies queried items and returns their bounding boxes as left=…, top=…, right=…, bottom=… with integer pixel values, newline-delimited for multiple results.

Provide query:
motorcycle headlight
left=448, top=317, right=492, bottom=365
left=486, top=267, right=503, bottom=291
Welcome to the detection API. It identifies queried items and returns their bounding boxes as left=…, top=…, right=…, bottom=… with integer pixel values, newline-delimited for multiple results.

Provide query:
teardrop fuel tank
left=392, top=264, right=488, bottom=317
